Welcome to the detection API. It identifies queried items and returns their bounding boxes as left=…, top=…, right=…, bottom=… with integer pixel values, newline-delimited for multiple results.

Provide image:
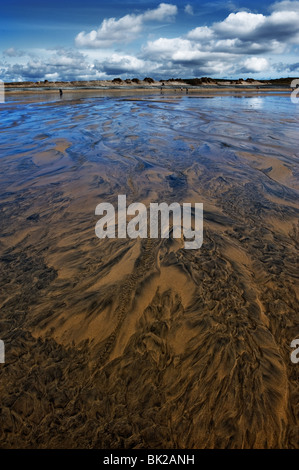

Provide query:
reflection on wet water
left=0, top=92, right=298, bottom=449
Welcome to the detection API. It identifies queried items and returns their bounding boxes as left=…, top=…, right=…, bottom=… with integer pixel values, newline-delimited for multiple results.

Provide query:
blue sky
left=1, top=0, right=299, bottom=81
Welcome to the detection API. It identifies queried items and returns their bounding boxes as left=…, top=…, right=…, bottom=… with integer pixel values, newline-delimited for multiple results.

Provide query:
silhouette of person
left=59, top=89, right=63, bottom=97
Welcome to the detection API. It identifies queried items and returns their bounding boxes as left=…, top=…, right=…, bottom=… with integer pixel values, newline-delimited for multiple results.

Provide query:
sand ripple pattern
left=0, top=93, right=298, bottom=448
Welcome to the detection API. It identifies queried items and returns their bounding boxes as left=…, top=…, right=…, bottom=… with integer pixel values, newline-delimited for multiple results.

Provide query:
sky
left=1, top=0, right=299, bottom=81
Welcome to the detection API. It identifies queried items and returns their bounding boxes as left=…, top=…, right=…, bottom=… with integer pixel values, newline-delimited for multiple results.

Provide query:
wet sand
left=0, top=91, right=298, bottom=448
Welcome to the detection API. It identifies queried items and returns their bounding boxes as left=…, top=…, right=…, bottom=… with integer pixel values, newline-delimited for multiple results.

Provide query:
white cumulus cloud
left=75, top=3, right=177, bottom=48
left=142, top=3, right=178, bottom=22
left=95, top=53, right=148, bottom=75
left=213, top=12, right=266, bottom=37
left=243, top=57, right=269, bottom=72
left=187, top=26, right=214, bottom=41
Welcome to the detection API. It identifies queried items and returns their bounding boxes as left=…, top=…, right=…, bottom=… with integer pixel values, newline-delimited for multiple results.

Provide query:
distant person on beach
left=186, top=88, right=189, bottom=94
left=59, top=89, right=63, bottom=97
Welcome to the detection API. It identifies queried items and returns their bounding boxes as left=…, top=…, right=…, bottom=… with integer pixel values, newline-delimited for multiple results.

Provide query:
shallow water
left=0, top=92, right=298, bottom=448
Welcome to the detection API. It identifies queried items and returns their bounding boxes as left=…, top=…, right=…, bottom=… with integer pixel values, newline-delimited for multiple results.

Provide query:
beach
left=0, top=89, right=298, bottom=448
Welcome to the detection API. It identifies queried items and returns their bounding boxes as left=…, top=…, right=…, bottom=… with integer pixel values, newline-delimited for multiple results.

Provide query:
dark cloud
left=1, top=49, right=97, bottom=82
left=286, top=62, right=299, bottom=72
left=3, top=47, right=25, bottom=57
